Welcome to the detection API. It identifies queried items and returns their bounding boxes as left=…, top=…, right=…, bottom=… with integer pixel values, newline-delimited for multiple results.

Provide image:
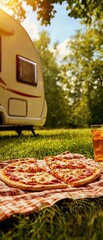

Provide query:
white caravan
left=0, top=9, right=47, bottom=135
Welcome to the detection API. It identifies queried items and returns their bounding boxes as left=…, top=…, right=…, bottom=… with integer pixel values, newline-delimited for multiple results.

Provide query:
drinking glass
left=91, top=125, right=103, bottom=163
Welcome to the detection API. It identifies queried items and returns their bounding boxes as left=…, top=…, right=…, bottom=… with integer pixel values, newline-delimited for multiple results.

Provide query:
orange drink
left=91, top=125, right=103, bottom=162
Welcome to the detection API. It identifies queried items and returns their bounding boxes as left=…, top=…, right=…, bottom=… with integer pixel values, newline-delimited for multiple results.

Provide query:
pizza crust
left=69, top=168, right=101, bottom=186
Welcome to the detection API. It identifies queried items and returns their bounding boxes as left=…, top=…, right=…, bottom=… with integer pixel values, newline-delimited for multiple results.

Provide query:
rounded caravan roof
left=0, top=9, right=41, bottom=63
left=0, top=19, right=14, bottom=36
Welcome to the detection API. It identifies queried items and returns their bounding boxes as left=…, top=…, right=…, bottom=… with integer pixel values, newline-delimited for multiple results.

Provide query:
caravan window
left=16, top=55, right=37, bottom=86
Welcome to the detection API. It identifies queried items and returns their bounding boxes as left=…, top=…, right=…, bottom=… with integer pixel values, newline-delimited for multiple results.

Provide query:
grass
left=0, top=128, right=103, bottom=240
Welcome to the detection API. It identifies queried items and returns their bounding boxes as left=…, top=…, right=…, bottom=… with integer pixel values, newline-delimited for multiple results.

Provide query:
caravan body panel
left=0, top=9, right=47, bottom=127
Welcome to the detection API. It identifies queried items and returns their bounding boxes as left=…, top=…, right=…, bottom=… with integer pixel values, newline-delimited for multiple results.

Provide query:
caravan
left=0, top=9, right=47, bottom=135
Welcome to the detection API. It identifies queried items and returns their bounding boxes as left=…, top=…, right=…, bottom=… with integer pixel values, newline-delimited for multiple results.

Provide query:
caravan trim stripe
left=0, top=77, right=7, bottom=86
left=0, top=80, right=41, bottom=98
left=7, top=88, right=41, bottom=98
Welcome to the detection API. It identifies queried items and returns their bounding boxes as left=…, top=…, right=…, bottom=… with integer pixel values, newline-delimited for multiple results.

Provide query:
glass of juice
left=91, top=125, right=103, bottom=163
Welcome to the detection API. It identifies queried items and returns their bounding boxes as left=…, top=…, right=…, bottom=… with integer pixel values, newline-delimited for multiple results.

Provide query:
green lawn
left=0, top=128, right=103, bottom=240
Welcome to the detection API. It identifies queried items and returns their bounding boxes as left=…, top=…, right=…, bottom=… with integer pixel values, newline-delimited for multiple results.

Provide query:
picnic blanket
left=0, top=152, right=103, bottom=222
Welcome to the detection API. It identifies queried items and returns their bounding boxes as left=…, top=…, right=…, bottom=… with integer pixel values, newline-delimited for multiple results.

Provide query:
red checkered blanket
left=0, top=152, right=103, bottom=222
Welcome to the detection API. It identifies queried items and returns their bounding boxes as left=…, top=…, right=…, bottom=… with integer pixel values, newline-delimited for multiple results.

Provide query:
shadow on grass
left=0, top=128, right=85, bottom=140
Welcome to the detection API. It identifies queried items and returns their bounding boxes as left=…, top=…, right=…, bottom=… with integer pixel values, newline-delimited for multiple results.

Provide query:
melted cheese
left=9, top=170, right=59, bottom=184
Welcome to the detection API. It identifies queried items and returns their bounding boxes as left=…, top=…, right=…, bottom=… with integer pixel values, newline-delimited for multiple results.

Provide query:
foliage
left=0, top=0, right=103, bottom=25
left=0, top=0, right=26, bottom=22
left=60, top=18, right=103, bottom=127
left=34, top=31, right=69, bottom=128
left=34, top=17, right=103, bottom=128
left=70, top=97, right=91, bottom=128
left=0, top=129, right=103, bottom=239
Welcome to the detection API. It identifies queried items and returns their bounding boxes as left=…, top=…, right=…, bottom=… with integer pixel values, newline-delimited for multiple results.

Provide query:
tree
left=1, top=0, right=103, bottom=25
left=61, top=18, right=103, bottom=127
left=34, top=31, right=69, bottom=128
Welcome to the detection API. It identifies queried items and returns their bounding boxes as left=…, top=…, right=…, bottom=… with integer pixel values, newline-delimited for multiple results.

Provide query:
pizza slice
left=0, top=158, right=67, bottom=191
left=49, top=167, right=101, bottom=186
left=44, top=156, right=101, bottom=186
left=44, top=156, right=87, bottom=170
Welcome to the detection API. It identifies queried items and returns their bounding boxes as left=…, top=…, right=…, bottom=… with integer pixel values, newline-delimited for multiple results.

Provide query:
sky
left=21, top=2, right=84, bottom=59
left=22, top=2, right=82, bottom=43
left=0, top=2, right=84, bottom=59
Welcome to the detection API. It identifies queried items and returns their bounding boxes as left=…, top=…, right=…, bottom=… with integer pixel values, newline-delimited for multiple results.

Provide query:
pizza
left=0, top=153, right=101, bottom=191
left=0, top=158, right=67, bottom=191
left=44, top=156, right=101, bottom=186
